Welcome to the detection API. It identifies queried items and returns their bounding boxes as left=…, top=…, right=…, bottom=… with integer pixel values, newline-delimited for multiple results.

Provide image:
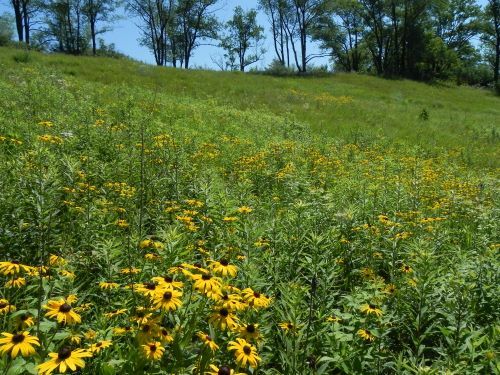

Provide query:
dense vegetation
left=0, top=48, right=499, bottom=374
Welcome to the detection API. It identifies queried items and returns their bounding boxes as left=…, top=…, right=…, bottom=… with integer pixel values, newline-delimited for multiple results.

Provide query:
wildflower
left=0, top=261, right=30, bottom=276
left=116, top=219, right=129, bottom=228
left=131, top=308, right=153, bottom=325
left=213, top=291, right=246, bottom=311
left=192, top=273, right=221, bottom=293
left=157, top=328, right=174, bottom=343
left=209, top=259, right=238, bottom=278
left=104, top=309, right=127, bottom=319
left=43, top=299, right=81, bottom=325
left=152, top=289, right=183, bottom=311
left=59, top=270, right=75, bottom=279
left=5, top=277, right=26, bottom=288
left=0, top=331, right=40, bottom=358
left=223, top=216, right=238, bottom=222
left=135, top=282, right=160, bottom=298
left=241, top=288, right=271, bottom=309
left=206, top=364, right=245, bottom=375
left=37, top=347, right=92, bottom=374
left=89, top=340, right=112, bottom=354
left=142, top=342, right=164, bottom=361
left=14, top=313, right=35, bottom=328
left=120, top=267, right=141, bottom=274
left=236, top=206, right=253, bottom=214
left=384, top=284, right=396, bottom=294
left=239, top=323, right=260, bottom=341
left=197, top=332, right=219, bottom=351
left=0, top=299, right=16, bottom=314
left=357, top=329, right=375, bottom=342
left=84, top=330, right=97, bottom=341
left=49, top=254, right=66, bottom=266
left=209, top=307, right=239, bottom=331
left=151, top=275, right=183, bottom=290
left=401, top=264, right=412, bottom=273
left=227, top=338, right=261, bottom=369
left=68, top=333, right=82, bottom=345
left=278, top=322, right=297, bottom=332
left=360, top=303, right=383, bottom=318
left=113, top=326, right=134, bottom=336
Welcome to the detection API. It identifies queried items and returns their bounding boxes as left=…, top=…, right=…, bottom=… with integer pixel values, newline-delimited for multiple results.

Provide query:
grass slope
left=1, top=47, right=499, bottom=168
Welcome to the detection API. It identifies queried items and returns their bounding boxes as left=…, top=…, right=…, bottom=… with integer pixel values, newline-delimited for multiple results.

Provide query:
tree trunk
left=12, top=0, right=24, bottom=42
left=21, top=0, right=29, bottom=45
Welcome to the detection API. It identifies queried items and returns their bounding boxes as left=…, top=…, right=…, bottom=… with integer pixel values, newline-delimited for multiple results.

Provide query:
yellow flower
left=89, top=340, right=112, bottom=354
left=37, top=348, right=92, bottom=374
left=49, top=254, right=66, bottom=266
left=14, top=313, right=35, bottom=328
left=5, top=277, right=26, bottom=288
left=141, top=342, right=164, bottom=361
left=401, top=264, right=413, bottom=273
left=212, top=291, right=246, bottom=311
left=113, top=326, right=134, bottom=336
left=192, top=273, right=221, bottom=293
left=99, top=281, right=120, bottom=290
left=205, top=364, right=245, bottom=375
left=236, top=206, right=253, bottom=214
left=197, top=332, right=219, bottom=351
left=357, top=329, right=375, bottom=342
left=152, top=289, right=183, bottom=311
left=0, top=299, right=16, bottom=314
left=223, top=216, right=238, bottom=222
left=239, top=323, right=260, bottom=341
left=120, top=267, right=141, bottom=274
left=104, top=309, right=127, bottom=319
left=43, top=299, right=81, bottom=325
left=360, top=303, right=383, bottom=318
left=209, top=307, right=239, bottom=331
left=151, top=275, right=183, bottom=290
left=228, top=338, right=261, bottom=368
left=157, top=327, right=174, bottom=344
left=84, top=330, right=97, bottom=341
left=0, top=261, right=30, bottom=275
left=278, top=322, right=297, bottom=332
left=241, top=288, right=271, bottom=309
left=209, top=259, right=238, bottom=277
left=59, top=270, right=75, bottom=279
left=116, top=219, right=129, bottom=228
left=0, top=331, right=40, bottom=358
left=134, top=282, right=160, bottom=298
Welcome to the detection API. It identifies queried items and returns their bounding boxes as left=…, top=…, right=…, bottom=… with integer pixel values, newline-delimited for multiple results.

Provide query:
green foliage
left=0, top=48, right=498, bottom=374
left=0, top=13, right=14, bottom=46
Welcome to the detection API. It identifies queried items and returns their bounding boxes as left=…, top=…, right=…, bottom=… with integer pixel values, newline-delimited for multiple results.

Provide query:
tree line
left=0, top=0, right=499, bottom=89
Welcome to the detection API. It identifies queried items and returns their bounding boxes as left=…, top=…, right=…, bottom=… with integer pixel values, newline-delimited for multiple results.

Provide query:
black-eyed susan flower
left=152, top=289, right=183, bottom=311
left=43, top=299, right=81, bottom=325
left=241, top=288, right=271, bottom=309
left=0, top=331, right=40, bottom=358
left=84, top=330, right=97, bottom=341
left=0, top=261, right=30, bottom=275
left=99, top=281, right=120, bottom=290
left=59, top=270, right=75, bottom=279
left=135, top=282, right=160, bottom=298
left=137, top=322, right=160, bottom=344
left=141, top=341, right=164, bottom=361
left=279, top=322, right=297, bottom=332
left=197, top=332, right=219, bottom=351
left=0, top=299, right=16, bottom=314
left=113, top=326, right=134, bottom=336
left=360, top=303, right=383, bottom=318
left=239, top=323, right=260, bottom=341
left=89, top=340, right=112, bottom=354
left=227, top=338, right=261, bottom=369
left=236, top=206, right=253, bottom=214
left=401, top=264, right=412, bottom=273
left=206, top=364, right=245, bottom=375
left=151, top=275, right=183, bottom=290
left=5, top=277, right=26, bottom=288
left=131, top=307, right=153, bottom=325
left=104, top=309, right=127, bottom=319
left=357, top=328, right=375, bottom=342
left=157, top=328, right=174, bottom=343
left=209, top=259, right=238, bottom=277
left=37, top=347, right=92, bottom=374
left=49, top=254, right=66, bottom=266
left=213, top=291, right=246, bottom=311
left=120, top=267, right=141, bottom=275
left=192, top=273, right=221, bottom=293
left=14, top=313, right=35, bottom=328
left=209, top=307, right=239, bottom=331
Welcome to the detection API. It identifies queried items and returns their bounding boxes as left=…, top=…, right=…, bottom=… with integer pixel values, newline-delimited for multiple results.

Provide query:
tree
left=0, top=13, right=15, bottom=45
left=482, top=0, right=500, bottom=88
left=82, top=0, right=121, bottom=56
left=9, top=0, right=43, bottom=45
left=220, top=6, right=265, bottom=72
left=127, top=0, right=174, bottom=66
left=176, top=0, right=220, bottom=69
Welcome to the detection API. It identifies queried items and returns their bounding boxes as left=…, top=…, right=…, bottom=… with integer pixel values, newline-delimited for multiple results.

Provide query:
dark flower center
left=124, top=326, right=131, bottom=331
left=19, top=314, right=28, bottom=321
left=12, top=334, right=25, bottom=344
left=164, top=276, right=173, bottom=283
left=219, top=308, right=229, bottom=317
left=0, top=302, right=7, bottom=309
left=369, top=304, right=377, bottom=309
left=194, top=263, right=202, bottom=268
left=220, top=259, right=229, bottom=266
left=59, top=303, right=72, bottom=313
left=163, top=291, right=172, bottom=300
left=142, top=325, right=150, bottom=333
left=145, top=282, right=156, bottom=290
left=243, top=345, right=252, bottom=355
left=201, top=274, right=211, bottom=281
left=161, top=329, right=168, bottom=336
left=58, top=347, right=72, bottom=360
left=287, top=323, right=293, bottom=329
left=12, top=261, right=19, bottom=265
left=205, top=335, right=212, bottom=341
left=149, top=344, right=157, bottom=352
left=246, top=324, right=256, bottom=333
left=222, top=294, right=229, bottom=300
left=218, top=366, right=231, bottom=375
left=253, top=292, right=261, bottom=298
left=96, top=342, right=103, bottom=347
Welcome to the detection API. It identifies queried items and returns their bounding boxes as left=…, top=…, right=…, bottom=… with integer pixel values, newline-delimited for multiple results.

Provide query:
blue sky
left=0, top=0, right=490, bottom=69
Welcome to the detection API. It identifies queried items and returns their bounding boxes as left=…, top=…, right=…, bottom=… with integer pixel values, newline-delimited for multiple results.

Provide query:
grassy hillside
left=0, top=47, right=498, bottom=375
left=1, top=47, right=499, bottom=168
